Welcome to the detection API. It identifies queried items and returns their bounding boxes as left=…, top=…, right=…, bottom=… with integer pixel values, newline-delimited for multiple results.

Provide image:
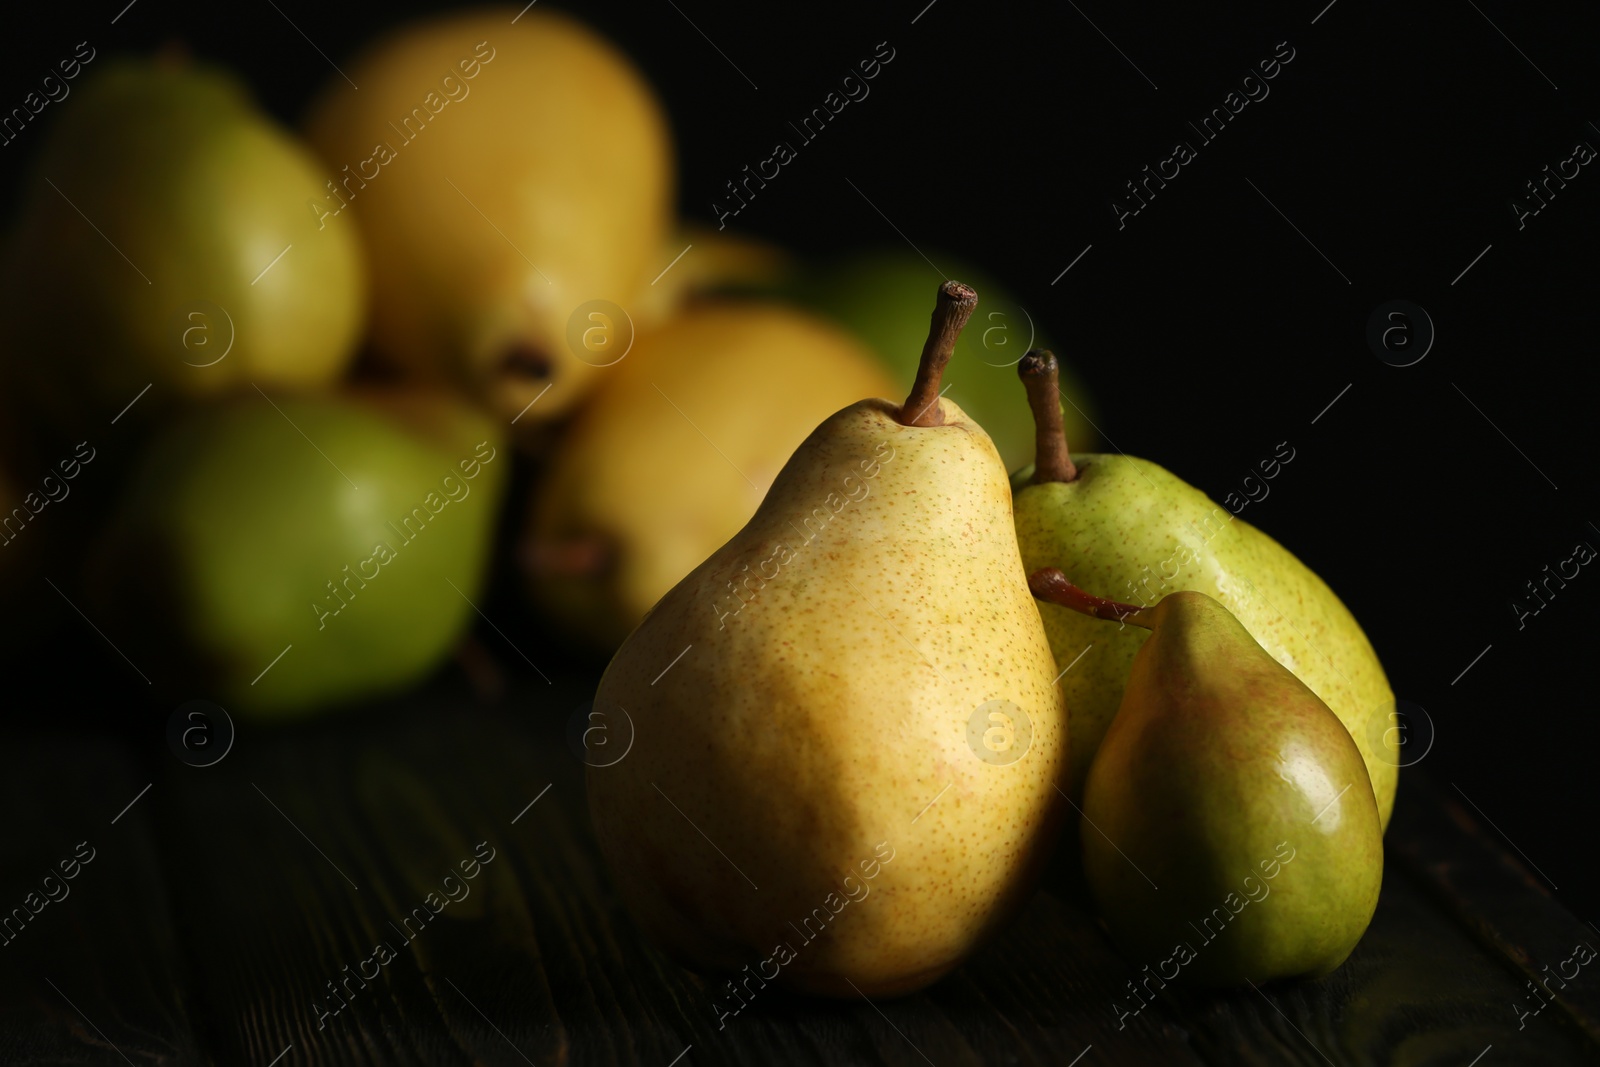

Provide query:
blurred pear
left=632, top=225, right=791, bottom=326
left=304, top=8, right=674, bottom=433
left=523, top=301, right=893, bottom=648
left=0, top=58, right=366, bottom=437
left=87, top=390, right=507, bottom=716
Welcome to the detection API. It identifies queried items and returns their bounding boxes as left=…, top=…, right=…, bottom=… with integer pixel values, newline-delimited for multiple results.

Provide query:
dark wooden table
left=2, top=675, right=1596, bottom=1066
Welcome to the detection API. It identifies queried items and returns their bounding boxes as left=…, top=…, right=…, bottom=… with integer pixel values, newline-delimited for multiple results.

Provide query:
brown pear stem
left=1029, top=567, right=1152, bottom=629
left=1019, top=349, right=1076, bottom=483
left=898, top=280, right=978, bottom=427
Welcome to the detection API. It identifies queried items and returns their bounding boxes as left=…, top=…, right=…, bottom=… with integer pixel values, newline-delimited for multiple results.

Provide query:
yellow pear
left=630, top=226, right=791, bottom=326
left=522, top=300, right=894, bottom=649
left=304, top=7, right=673, bottom=428
left=588, top=283, right=1067, bottom=998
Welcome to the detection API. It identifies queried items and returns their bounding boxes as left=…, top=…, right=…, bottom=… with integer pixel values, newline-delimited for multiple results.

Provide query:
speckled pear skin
left=1081, top=591, right=1383, bottom=986
left=588, top=396, right=1067, bottom=998
left=1011, top=454, right=1397, bottom=829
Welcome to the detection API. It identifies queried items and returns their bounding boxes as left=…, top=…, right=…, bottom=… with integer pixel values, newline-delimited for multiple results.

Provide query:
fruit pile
left=0, top=7, right=1090, bottom=706
left=591, top=283, right=1397, bottom=996
left=0, top=5, right=1396, bottom=996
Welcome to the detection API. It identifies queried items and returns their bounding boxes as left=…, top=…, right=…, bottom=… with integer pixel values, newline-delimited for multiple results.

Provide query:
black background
left=2, top=0, right=1596, bottom=925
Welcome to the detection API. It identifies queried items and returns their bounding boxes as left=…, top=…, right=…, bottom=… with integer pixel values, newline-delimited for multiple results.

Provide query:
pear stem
left=1019, top=349, right=1076, bottom=483
left=1029, top=567, right=1152, bottom=630
left=898, top=280, right=978, bottom=427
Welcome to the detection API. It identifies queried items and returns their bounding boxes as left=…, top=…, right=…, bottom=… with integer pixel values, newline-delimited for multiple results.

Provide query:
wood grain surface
left=0, top=679, right=1594, bottom=1066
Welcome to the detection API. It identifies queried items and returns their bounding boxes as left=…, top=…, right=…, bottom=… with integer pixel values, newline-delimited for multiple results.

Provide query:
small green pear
left=86, top=390, right=507, bottom=716
left=1010, top=351, right=1398, bottom=828
left=1032, top=573, right=1382, bottom=986
left=0, top=58, right=365, bottom=436
left=587, top=282, right=1067, bottom=997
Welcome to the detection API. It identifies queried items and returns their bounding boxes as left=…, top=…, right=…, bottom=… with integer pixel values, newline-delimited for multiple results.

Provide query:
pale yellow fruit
left=304, top=8, right=674, bottom=426
left=589, top=382, right=1068, bottom=997
left=524, top=301, right=894, bottom=649
left=630, top=226, right=791, bottom=326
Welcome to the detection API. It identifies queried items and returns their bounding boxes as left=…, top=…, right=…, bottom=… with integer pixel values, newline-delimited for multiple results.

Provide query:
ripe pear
left=86, top=390, right=507, bottom=716
left=1010, top=351, right=1398, bottom=827
left=304, top=8, right=674, bottom=430
left=587, top=283, right=1067, bottom=997
left=522, top=301, right=894, bottom=649
left=0, top=58, right=365, bottom=435
left=630, top=226, right=792, bottom=327
left=785, top=248, right=1097, bottom=470
left=1031, top=574, right=1382, bottom=986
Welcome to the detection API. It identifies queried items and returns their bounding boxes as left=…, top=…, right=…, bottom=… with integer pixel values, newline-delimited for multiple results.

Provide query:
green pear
left=0, top=58, right=365, bottom=437
left=86, top=390, right=507, bottom=716
left=521, top=300, right=894, bottom=650
left=1031, top=573, right=1382, bottom=986
left=784, top=248, right=1097, bottom=471
left=1010, top=351, right=1398, bottom=827
left=587, top=282, right=1067, bottom=998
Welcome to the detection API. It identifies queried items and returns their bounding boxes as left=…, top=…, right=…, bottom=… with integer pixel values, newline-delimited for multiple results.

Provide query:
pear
left=1011, top=351, right=1398, bottom=827
left=304, top=8, right=674, bottom=430
left=86, top=390, right=508, bottom=716
left=784, top=248, right=1097, bottom=471
left=0, top=58, right=365, bottom=436
left=630, top=225, right=792, bottom=327
left=1031, top=573, right=1382, bottom=986
left=522, top=300, right=894, bottom=649
left=587, top=282, right=1067, bottom=997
